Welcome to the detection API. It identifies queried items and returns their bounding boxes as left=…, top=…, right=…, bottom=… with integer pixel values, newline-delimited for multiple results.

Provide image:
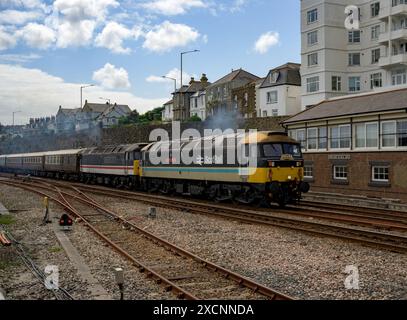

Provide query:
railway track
left=4, top=176, right=407, bottom=254
left=0, top=178, right=291, bottom=300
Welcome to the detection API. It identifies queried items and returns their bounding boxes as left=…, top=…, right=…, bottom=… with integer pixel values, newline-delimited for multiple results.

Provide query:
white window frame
left=330, top=125, right=351, bottom=150
left=349, top=76, right=361, bottom=92
left=371, top=25, right=380, bottom=40
left=332, top=76, right=342, bottom=91
left=307, top=128, right=318, bottom=150
left=307, top=8, right=318, bottom=24
left=381, top=121, right=397, bottom=148
left=348, top=30, right=361, bottom=43
left=304, top=166, right=314, bottom=179
left=306, top=76, right=320, bottom=93
left=307, top=31, right=318, bottom=46
left=354, top=122, right=379, bottom=149
left=348, top=53, right=361, bottom=66
left=370, top=73, right=382, bottom=89
left=372, top=166, right=389, bottom=182
left=267, top=91, right=278, bottom=104
left=333, top=166, right=348, bottom=180
left=308, top=52, right=318, bottom=66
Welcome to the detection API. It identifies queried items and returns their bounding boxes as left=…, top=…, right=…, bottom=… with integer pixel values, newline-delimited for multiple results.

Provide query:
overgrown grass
left=0, top=215, right=14, bottom=225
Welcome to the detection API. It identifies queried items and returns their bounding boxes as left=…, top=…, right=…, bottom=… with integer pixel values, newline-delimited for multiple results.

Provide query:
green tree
left=118, top=110, right=140, bottom=126
left=186, top=115, right=202, bottom=122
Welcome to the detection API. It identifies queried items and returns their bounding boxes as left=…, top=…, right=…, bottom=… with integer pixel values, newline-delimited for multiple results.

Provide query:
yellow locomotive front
left=245, top=131, right=310, bottom=206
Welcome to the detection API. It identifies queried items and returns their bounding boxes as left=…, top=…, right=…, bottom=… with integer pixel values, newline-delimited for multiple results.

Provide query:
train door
left=124, top=152, right=130, bottom=176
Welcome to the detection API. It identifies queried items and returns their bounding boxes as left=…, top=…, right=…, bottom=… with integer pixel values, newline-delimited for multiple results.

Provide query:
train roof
left=80, top=143, right=148, bottom=155
left=0, top=149, right=84, bottom=158
left=243, top=131, right=297, bottom=144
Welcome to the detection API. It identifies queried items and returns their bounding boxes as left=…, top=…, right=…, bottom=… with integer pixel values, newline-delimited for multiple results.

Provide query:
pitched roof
left=208, top=69, right=260, bottom=87
left=260, top=62, right=301, bottom=89
left=283, top=86, right=407, bottom=124
left=163, top=99, right=173, bottom=105
left=59, top=108, right=81, bottom=116
left=173, top=80, right=211, bottom=94
left=97, top=104, right=131, bottom=118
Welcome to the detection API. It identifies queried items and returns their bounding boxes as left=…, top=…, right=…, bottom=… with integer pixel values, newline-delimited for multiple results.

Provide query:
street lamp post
left=12, top=111, right=21, bottom=126
left=180, top=50, right=200, bottom=120
left=80, top=84, right=94, bottom=108
left=161, top=76, right=177, bottom=93
left=180, top=50, right=200, bottom=88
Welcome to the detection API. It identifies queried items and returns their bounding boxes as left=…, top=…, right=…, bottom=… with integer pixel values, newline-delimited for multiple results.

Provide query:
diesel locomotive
left=0, top=131, right=309, bottom=207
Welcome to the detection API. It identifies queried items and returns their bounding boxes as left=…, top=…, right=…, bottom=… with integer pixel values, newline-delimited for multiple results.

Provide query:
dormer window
left=270, top=71, right=280, bottom=83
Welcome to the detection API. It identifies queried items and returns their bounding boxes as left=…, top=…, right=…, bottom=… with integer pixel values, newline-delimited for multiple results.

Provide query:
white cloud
left=1, top=0, right=49, bottom=12
left=95, top=22, right=143, bottom=54
left=51, top=0, right=119, bottom=48
left=56, top=19, right=96, bottom=48
left=0, top=53, right=41, bottom=63
left=254, top=31, right=280, bottom=54
left=0, top=27, right=17, bottom=51
left=141, top=0, right=207, bottom=15
left=92, top=63, right=131, bottom=89
left=53, top=0, right=119, bottom=22
left=146, top=68, right=193, bottom=87
left=0, top=9, right=43, bottom=25
left=17, top=23, right=56, bottom=49
left=229, top=0, right=248, bottom=13
left=143, top=21, right=199, bottom=53
left=0, top=64, right=167, bottom=125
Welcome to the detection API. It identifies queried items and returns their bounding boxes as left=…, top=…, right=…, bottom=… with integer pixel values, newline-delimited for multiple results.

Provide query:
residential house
left=206, top=69, right=260, bottom=117
left=231, top=78, right=265, bottom=119
left=96, top=103, right=132, bottom=128
left=162, top=100, right=174, bottom=122
left=172, top=74, right=210, bottom=121
left=301, top=0, right=407, bottom=109
left=56, top=106, right=81, bottom=132
left=258, top=63, right=302, bottom=117
left=189, top=90, right=207, bottom=120
left=56, top=101, right=131, bottom=132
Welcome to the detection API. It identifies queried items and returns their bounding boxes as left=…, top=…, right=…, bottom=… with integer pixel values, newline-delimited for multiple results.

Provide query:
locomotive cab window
left=262, top=143, right=302, bottom=158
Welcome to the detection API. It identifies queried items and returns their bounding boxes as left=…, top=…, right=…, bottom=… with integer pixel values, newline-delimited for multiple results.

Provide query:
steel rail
left=0, top=179, right=293, bottom=300
left=59, top=183, right=407, bottom=253
left=13, top=178, right=407, bottom=253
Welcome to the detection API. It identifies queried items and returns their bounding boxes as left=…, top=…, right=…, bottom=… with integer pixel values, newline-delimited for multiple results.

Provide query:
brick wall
left=304, top=152, right=407, bottom=203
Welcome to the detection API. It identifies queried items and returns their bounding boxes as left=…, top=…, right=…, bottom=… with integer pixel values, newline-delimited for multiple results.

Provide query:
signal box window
left=333, top=166, right=348, bottom=180
left=304, top=166, right=314, bottom=179
left=372, top=166, right=389, bottom=182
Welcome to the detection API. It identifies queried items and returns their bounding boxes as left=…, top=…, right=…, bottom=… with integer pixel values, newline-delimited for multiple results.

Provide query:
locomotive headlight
left=296, top=161, right=302, bottom=167
left=288, top=175, right=292, bottom=180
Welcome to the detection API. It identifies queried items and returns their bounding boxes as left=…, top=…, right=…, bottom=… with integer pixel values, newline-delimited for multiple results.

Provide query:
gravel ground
left=86, top=193, right=407, bottom=300
left=0, top=185, right=89, bottom=300
left=0, top=184, right=174, bottom=300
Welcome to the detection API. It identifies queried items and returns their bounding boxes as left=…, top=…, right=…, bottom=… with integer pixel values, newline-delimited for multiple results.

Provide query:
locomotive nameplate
left=280, top=154, right=294, bottom=161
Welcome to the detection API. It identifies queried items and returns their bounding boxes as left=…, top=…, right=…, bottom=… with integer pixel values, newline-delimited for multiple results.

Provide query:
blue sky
left=0, top=0, right=300, bottom=125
